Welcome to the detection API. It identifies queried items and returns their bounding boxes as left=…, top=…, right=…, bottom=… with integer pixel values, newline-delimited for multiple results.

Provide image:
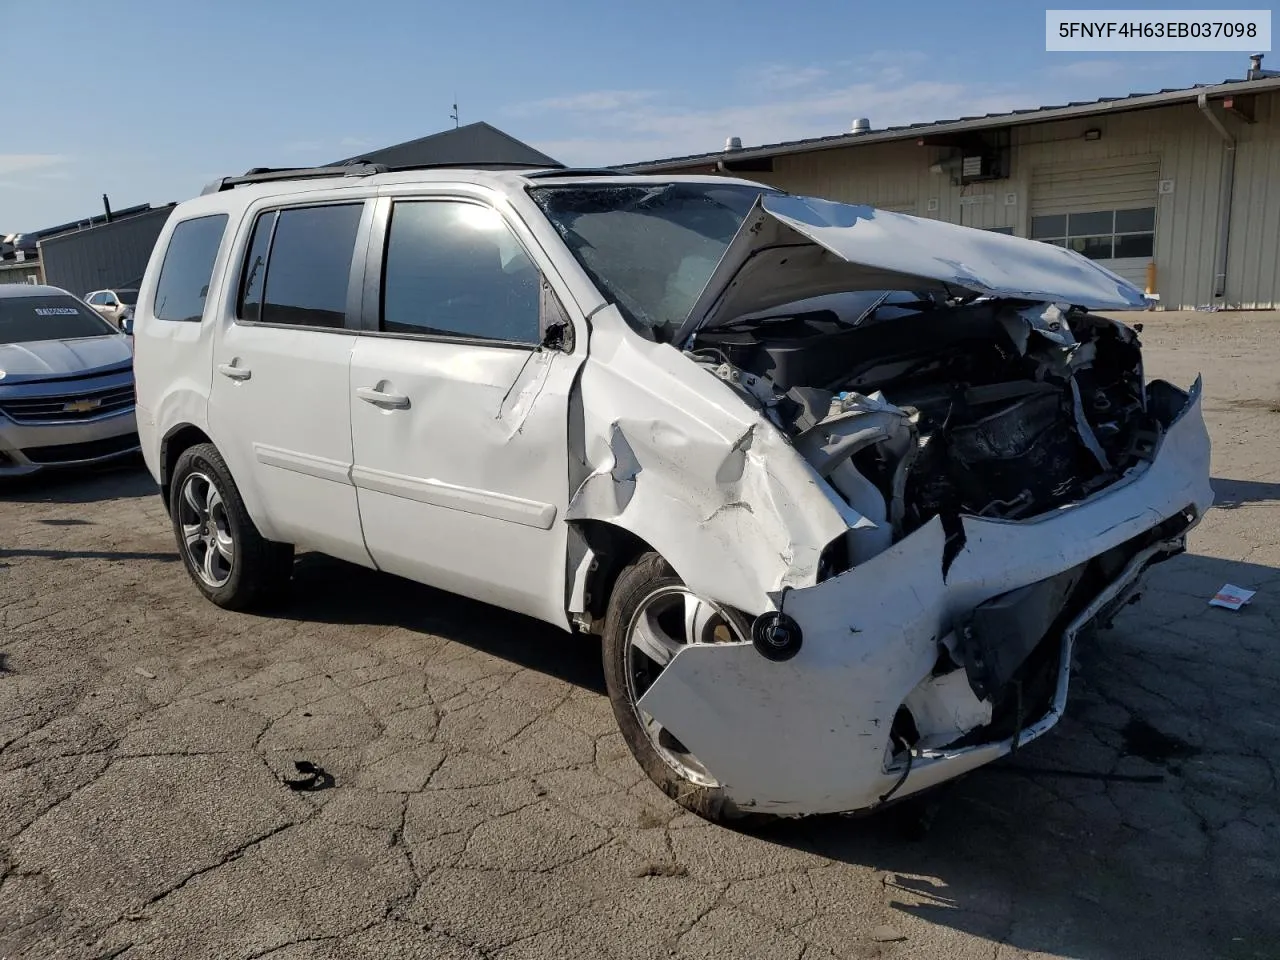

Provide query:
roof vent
left=725, top=136, right=743, bottom=151
left=1247, top=53, right=1278, bottom=79
left=851, top=118, right=871, bottom=135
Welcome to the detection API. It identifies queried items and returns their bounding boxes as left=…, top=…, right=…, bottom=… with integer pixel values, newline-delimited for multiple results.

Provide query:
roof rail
left=522, top=167, right=636, bottom=179
left=200, top=162, right=388, bottom=195
left=196, top=159, right=627, bottom=196
left=378, top=161, right=564, bottom=172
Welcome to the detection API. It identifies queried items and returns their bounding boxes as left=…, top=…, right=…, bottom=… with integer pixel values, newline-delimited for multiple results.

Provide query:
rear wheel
left=601, top=552, right=770, bottom=825
left=170, top=443, right=293, bottom=611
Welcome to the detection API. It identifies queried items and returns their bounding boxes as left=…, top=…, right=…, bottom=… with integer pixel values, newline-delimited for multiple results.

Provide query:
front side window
left=153, top=214, right=229, bottom=322
left=381, top=200, right=541, bottom=343
left=0, top=294, right=116, bottom=344
left=1030, top=207, right=1155, bottom=260
left=239, top=203, right=364, bottom=329
left=529, top=182, right=772, bottom=341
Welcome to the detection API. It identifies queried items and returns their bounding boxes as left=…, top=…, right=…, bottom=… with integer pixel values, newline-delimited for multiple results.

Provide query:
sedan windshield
left=116, top=290, right=139, bottom=306
left=0, top=294, right=118, bottom=344
left=529, top=182, right=772, bottom=341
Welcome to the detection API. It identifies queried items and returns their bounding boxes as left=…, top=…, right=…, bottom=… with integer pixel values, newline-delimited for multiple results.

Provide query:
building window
left=1030, top=207, right=1155, bottom=260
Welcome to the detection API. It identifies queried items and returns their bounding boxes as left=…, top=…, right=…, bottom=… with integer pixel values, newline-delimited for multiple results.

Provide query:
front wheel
left=170, top=443, right=293, bottom=611
left=601, top=552, right=770, bottom=826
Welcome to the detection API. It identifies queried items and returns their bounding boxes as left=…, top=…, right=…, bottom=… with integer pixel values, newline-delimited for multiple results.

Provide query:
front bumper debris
left=637, top=379, right=1213, bottom=816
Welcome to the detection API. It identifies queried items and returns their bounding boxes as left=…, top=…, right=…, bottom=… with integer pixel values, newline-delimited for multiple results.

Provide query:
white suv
left=134, top=163, right=1212, bottom=823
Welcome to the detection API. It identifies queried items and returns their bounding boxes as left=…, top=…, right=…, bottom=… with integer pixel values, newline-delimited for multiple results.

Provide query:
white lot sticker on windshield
left=34, top=307, right=80, bottom=316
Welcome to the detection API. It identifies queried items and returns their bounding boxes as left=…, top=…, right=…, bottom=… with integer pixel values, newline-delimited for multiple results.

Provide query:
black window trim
left=230, top=198, right=373, bottom=335
left=359, top=195, right=570, bottom=353
left=150, top=212, right=230, bottom=324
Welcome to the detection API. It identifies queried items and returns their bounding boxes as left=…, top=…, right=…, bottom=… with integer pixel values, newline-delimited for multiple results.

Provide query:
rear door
left=208, top=198, right=375, bottom=567
left=348, top=192, right=585, bottom=626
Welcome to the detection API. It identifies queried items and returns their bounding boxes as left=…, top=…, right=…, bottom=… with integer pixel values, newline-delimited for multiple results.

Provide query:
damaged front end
left=632, top=289, right=1213, bottom=814
left=633, top=373, right=1209, bottom=815
left=541, top=185, right=1212, bottom=817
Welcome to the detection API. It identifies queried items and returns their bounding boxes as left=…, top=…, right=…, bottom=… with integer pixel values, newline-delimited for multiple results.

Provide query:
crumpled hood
left=0, top=336, right=133, bottom=383
left=676, top=194, right=1148, bottom=342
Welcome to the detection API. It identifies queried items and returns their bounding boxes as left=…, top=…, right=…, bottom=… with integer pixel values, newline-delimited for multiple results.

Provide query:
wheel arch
left=566, top=519, right=657, bottom=631
left=159, top=423, right=214, bottom=515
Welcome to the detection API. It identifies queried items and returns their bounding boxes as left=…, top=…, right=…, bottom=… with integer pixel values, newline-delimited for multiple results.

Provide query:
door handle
left=217, top=363, right=251, bottom=381
left=356, top=386, right=410, bottom=410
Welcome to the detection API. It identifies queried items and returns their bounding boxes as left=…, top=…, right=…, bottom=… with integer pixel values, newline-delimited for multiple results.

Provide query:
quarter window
left=381, top=200, right=541, bottom=344
left=240, top=204, right=363, bottom=329
left=1030, top=207, right=1155, bottom=260
left=238, top=211, right=275, bottom=323
left=152, top=214, right=228, bottom=323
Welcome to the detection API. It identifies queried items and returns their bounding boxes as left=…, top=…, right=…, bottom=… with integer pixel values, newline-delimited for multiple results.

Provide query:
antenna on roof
left=450, top=99, right=459, bottom=128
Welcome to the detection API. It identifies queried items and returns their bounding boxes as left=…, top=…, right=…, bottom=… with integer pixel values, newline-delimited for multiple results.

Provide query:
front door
left=349, top=196, right=584, bottom=626
left=209, top=200, right=374, bottom=568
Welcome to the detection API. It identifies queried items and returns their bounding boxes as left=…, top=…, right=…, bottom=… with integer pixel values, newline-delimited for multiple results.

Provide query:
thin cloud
left=510, top=89, right=659, bottom=115
left=0, top=154, right=69, bottom=177
left=751, top=64, right=829, bottom=92
left=522, top=75, right=1042, bottom=166
left=1048, top=59, right=1133, bottom=81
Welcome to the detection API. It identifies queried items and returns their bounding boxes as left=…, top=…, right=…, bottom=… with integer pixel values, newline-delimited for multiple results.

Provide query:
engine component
left=693, top=297, right=1155, bottom=552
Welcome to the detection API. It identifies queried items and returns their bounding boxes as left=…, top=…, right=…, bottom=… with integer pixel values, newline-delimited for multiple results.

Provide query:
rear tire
left=601, top=552, right=773, bottom=827
left=169, top=443, right=293, bottom=611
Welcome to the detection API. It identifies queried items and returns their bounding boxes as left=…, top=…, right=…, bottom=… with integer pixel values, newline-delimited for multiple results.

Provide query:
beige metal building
left=623, top=70, right=1280, bottom=310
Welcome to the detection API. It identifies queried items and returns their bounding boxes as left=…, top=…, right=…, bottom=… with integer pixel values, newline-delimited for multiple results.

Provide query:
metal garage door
left=1030, top=156, right=1160, bottom=288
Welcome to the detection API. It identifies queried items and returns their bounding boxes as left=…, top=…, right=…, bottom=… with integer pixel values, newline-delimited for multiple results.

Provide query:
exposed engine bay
left=691, top=295, right=1162, bottom=567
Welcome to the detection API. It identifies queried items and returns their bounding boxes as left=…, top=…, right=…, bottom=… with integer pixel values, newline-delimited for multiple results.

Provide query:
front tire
left=601, top=552, right=770, bottom=826
left=170, top=443, right=293, bottom=611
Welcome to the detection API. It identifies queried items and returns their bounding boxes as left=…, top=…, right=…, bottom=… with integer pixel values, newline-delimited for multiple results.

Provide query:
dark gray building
left=38, top=204, right=175, bottom=296
left=332, top=121, right=559, bottom=169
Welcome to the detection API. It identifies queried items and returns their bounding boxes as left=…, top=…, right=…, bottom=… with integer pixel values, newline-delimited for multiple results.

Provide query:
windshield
left=116, top=290, right=139, bottom=306
left=0, top=294, right=118, bottom=345
left=529, top=182, right=773, bottom=341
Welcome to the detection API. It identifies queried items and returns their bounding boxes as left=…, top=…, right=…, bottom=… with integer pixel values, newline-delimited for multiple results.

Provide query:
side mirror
left=538, top=280, right=575, bottom=353
left=541, top=319, right=574, bottom=353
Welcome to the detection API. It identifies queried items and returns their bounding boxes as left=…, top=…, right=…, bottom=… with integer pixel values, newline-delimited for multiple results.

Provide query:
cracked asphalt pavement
left=2, top=311, right=1278, bottom=960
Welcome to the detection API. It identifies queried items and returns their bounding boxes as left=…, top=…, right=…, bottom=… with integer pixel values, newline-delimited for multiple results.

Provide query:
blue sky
left=1, top=0, right=1257, bottom=230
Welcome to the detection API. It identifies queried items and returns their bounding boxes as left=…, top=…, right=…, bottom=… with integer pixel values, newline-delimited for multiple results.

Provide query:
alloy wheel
left=623, top=585, right=745, bottom=787
left=177, top=471, right=235, bottom=588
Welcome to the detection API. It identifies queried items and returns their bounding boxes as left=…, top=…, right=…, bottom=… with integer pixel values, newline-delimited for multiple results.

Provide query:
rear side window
left=153, top=214, right=228, bottom=323
left=381, top=200, right=541, bottom=343
left=238, top=203, right=363, bottom=329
